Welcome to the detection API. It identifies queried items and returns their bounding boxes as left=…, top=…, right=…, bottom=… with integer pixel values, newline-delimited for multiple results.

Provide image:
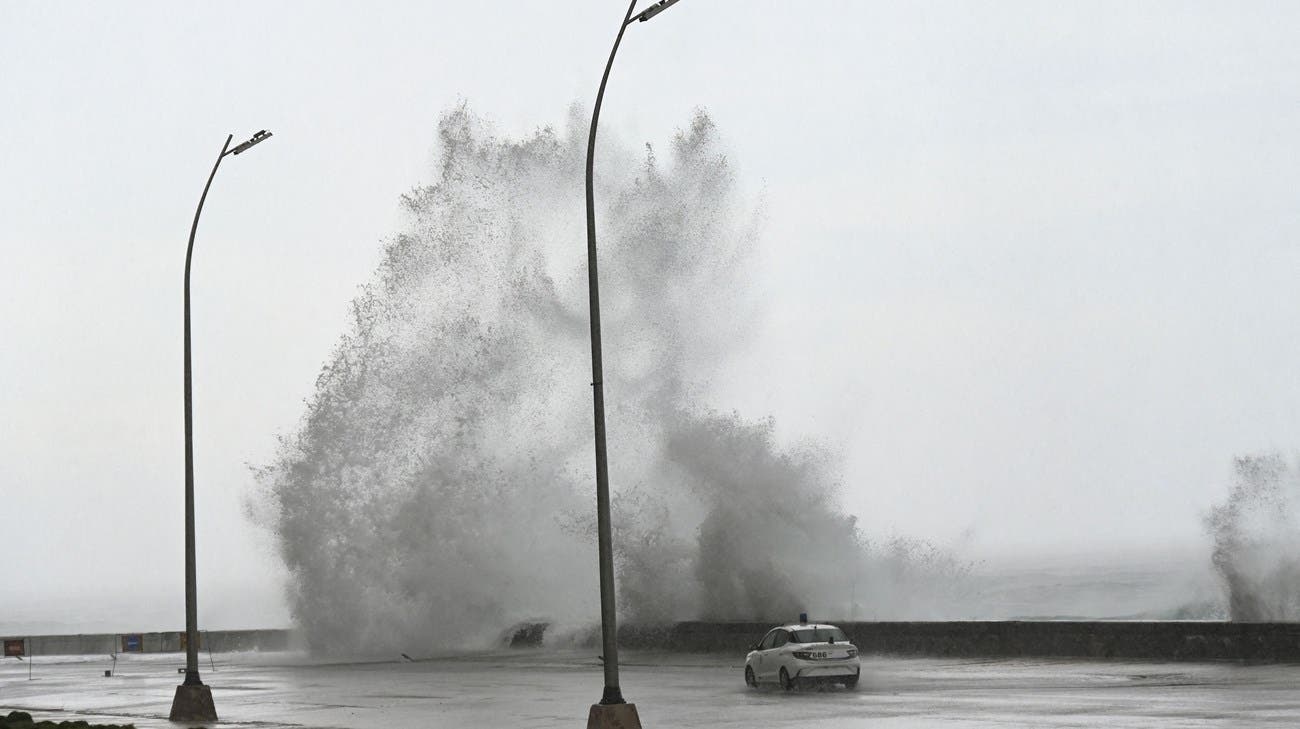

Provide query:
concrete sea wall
left=837, top=621, right=1300, bottom=661
left=2, top=629, right=294, bottom=657
left=539, top=621, right=1300, bottom=661
left=11, top=622, right=1300, bottom=661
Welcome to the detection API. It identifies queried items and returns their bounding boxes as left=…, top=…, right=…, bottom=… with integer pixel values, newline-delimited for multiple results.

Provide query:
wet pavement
left=2, top=650, right=1297, bottom=728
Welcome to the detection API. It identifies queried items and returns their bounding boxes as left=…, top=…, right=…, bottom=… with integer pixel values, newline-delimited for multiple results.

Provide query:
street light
left=584, top=2, right=684, bottom=727
left=169, top=129, right=272, bottom=723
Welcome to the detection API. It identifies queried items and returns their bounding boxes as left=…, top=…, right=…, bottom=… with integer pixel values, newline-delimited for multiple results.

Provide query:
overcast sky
left=3, top=1, right=1298, bottom=628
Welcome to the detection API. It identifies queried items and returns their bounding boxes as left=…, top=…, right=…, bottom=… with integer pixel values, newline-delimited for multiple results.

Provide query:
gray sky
left=2, top=1, right=1298, bottom=626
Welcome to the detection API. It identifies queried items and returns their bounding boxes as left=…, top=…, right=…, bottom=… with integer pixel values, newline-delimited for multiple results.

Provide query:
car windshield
left=790, top=627, right=848, bottom=644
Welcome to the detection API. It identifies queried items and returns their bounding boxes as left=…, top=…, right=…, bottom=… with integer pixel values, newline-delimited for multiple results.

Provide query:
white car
left=744, top=623, right=860, bottom=690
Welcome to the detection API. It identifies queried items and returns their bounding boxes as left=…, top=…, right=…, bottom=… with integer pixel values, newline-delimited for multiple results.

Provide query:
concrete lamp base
left=586, top=703, right=642, bottom=729
left=169, top=683, right=217, bottom=722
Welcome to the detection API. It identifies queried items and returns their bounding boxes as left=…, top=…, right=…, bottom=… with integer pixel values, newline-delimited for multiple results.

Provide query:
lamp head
left=230, top=130, right=273, bottom=155
left=633, top=0, right=683, bottom=23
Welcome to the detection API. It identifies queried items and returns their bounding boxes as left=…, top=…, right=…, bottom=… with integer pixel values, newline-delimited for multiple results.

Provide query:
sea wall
left=2, top=629, right=294, bottom=656
left=836, top=621, right=1300, bottom=661
left=531, top=621, right=1300, bottom=661
left=13, top=622, right=1300, bottom=661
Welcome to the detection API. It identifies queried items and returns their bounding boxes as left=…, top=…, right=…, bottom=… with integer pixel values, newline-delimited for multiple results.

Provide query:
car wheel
left=844, top=671, right=859, bottom=689
left=745, top=666, right=757, bottom=688
left=779, top=667, right=795, bottom=691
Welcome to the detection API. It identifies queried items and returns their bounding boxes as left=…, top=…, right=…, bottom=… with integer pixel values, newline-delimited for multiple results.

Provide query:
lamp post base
left=586, top=702, right=642, bottom=729
left=169, top=683, right=217, bottom=722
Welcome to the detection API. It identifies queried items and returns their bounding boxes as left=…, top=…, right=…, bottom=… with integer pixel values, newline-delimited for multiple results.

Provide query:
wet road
left=2, top=650, right=1297, bottom=728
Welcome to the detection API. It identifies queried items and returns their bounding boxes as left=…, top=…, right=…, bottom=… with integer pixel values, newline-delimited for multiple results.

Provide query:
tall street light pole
left=170, top=129, right=272, bottom=723
left=584, top=2, right=683, bottom=727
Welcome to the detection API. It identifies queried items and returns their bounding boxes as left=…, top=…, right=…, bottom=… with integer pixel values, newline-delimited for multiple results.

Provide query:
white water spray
left=250, top=104, right=970, bottom=654
left=1206, top=453, right=1300, bottom=620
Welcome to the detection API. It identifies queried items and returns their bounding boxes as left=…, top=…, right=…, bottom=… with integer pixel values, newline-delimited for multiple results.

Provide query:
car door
left=768, top=629, right=791, bottom=680
left=755, top=630, right=779, bottom=681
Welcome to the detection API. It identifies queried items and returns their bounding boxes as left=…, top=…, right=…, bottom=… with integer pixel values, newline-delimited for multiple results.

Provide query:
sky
left=2, top=1, right=1299, bottom=629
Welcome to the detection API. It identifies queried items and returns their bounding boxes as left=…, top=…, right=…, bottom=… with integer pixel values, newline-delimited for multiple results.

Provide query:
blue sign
left=121, top=634, right=142, bottom=652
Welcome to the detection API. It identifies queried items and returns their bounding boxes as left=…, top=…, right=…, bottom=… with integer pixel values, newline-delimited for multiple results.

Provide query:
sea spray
left=251, top=104, right=971, bottom=654
left=1206, top=453, right=1300, bottom=620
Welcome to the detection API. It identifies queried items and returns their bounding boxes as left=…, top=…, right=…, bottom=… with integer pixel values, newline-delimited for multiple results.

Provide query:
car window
left=772, top=630, right=789, bottom=648
left=790, top=627, right=849, bottom=644
left=759, top=630, right=778, bottom=650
